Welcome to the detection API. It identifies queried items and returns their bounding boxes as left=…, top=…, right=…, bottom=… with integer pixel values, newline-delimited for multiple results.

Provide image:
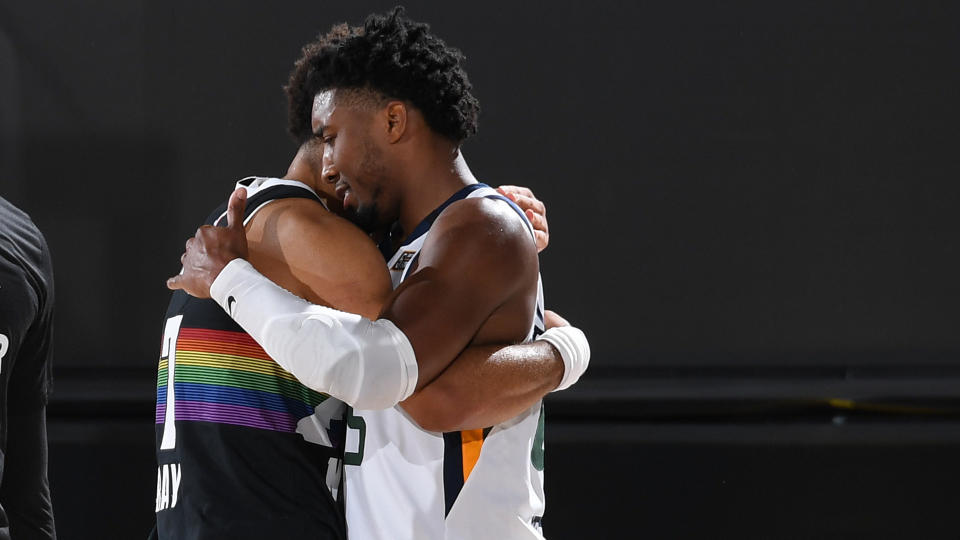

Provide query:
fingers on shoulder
left=497, top=185, right=536, bottom=199
left=525, top=208, right=548, bottom=232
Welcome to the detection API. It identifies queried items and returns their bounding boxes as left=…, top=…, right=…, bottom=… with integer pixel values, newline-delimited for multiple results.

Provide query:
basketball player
left=0, top=197, right=56, bottom=540
left=169, top=8, right=589, bottom=539
left=152, top=18, right=564, bottom=540
left=152, top=132, right=558, bottom=539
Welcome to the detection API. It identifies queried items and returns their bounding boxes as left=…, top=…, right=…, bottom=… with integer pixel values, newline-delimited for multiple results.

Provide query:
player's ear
left=384, top=101, right=407, bottom=143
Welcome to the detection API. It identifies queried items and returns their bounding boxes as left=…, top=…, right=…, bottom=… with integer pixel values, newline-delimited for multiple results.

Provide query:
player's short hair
left=285, top=6, right=480, bottom=145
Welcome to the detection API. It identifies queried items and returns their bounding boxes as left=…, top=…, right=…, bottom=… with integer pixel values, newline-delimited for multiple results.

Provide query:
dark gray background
left=2, top=1, right=960, bottom=538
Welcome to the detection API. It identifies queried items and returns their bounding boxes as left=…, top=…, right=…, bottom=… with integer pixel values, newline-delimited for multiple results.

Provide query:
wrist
left=537, top=326, right=590, bottom=392
left=209, top=258, right=254, bottom=312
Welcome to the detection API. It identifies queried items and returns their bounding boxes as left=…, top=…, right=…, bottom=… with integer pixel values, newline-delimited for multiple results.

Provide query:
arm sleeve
left=209, top=259, right=418, bottom=410
left=0, top=263, right=52, bottom=414
left=0, top=407, right=56, bottom=540
left=7, top=313, right=54, bottom=414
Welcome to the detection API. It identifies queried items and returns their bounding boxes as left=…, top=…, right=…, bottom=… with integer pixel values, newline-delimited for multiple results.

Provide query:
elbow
left=402, top=387, right=472, bottom=432
left=414, top=408, right=470, bottom=433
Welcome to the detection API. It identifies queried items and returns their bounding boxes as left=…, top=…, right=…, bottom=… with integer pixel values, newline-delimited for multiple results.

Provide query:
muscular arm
left=249, top=196, right=547, bottom=409
left=401, top=341, right=563, bottom=432
left=169, top=189, right=581, bottom=410
left=380, top=197, right=540, bottom=389
left=244, top=197, right=391, bottom=319
left=402, top=310, right=578, bottom=431
left=253, top=196, right=571, bottom=430
left=261, top=188, right=571, bottom=428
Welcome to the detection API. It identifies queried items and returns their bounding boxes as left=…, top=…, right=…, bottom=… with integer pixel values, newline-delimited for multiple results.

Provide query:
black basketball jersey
left=0, top=197, right=56, bottom=540
left=153, top=178, right=346, bottom=540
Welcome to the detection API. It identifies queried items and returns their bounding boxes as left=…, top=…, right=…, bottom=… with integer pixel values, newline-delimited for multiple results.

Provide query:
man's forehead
left=311, top=90, right=338, bottom=134
left=312, top=90, right=336, bottom=121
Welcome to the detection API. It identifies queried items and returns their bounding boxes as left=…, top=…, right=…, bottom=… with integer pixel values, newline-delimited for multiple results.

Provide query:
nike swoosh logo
left=227, top=296, right=236, bottom=315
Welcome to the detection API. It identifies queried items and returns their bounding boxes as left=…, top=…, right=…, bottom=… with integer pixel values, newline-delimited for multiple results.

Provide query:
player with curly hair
left=284, top=7, right=481, bottom=234
left=170, top=7, right=590, bottom=539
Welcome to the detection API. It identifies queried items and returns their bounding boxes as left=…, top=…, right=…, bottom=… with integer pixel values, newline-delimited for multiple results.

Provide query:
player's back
left=154, top=178, right=350, bottom=539
left=0, top=197, right=56, bottom=540
left=345, top=183, right=547, bottom=540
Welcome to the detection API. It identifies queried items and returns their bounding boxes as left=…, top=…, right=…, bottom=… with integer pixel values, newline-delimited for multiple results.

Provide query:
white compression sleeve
left=209, top=259, right=418, bottom=409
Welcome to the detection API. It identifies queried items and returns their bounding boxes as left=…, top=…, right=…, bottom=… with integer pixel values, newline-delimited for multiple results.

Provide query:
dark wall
left=3, top=1, right=958, bottom=372
left=3, top=1, right=960, bottom=538
left=46, top=417, right=960, bottom=540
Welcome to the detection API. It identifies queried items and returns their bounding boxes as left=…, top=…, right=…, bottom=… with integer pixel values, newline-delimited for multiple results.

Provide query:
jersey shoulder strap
left=209, top=177, right=324, bottom=227
left=172, top=178, right=325, bottom=316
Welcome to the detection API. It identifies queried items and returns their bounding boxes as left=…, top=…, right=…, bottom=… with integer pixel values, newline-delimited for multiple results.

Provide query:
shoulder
left=258, top=197, right=378, bottom=259
left=429, top=195, right=535, bottom=257
left=438, top=194, right=530, bottom=233
left=0, top=198, right=51, bottom=262
left=419, top=194, right=538, bottom=283
left=0, top=198, right=53, bottom=307
left=245, top=197, right=391, bottom=317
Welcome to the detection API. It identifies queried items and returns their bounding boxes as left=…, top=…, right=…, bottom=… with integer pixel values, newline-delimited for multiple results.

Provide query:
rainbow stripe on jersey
left=156, top=327, right=327, bottom=432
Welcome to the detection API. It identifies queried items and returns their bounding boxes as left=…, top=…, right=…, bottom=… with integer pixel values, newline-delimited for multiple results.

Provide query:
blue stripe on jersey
left=533, top=304, right=545, bottom=339
left=442, top=431, right=465, bottom=516
left=383, top=183, right=490, bottom=259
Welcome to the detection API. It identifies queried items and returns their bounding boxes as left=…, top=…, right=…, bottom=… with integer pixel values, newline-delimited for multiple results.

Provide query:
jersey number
left=159, top=316, right=184, bottom=450
left=530, top=404, right=545, bottom=471
left=344, top=407, right=366, bottom=466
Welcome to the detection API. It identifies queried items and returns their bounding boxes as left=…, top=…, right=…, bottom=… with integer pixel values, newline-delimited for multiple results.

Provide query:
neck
left=281, top=147, right=338, bottom=207
left=396, top=147, right=476, bottom=235
left=282, top=153, right=320, bottom=191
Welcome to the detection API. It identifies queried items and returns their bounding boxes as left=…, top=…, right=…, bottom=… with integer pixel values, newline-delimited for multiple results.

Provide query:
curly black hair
left=285, top=7, right=480, bottom=145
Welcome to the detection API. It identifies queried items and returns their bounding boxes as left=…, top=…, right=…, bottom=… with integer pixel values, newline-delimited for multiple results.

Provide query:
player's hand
left=496, top=185, right=549, bottom=253
left=167, top=188, right=249, bottom=298
left=543, top=309, right=569, bottom=330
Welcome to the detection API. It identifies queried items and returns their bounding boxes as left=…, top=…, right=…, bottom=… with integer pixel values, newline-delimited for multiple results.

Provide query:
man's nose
left=322, top=155, right=340, bottom=184
left=323, top=167, right=340, bottom=184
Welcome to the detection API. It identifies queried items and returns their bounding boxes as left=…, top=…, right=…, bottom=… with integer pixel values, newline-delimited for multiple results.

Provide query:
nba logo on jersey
left=391, top=251, right=417, bottom=271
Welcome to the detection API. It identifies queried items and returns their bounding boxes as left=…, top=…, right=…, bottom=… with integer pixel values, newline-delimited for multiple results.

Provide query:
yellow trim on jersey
left=461, top=429, right=485, bottom=482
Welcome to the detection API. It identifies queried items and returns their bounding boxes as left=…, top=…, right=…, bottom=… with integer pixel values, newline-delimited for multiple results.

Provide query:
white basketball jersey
left=344, top=183, right=548, bottom=540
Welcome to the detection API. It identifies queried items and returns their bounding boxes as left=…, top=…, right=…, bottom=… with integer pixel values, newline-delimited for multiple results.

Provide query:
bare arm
left=379, top=197, right=540, bottom=390
left=168, top=189, right=558, bottom=409
left=400, top=187, right=559, bottom=430
left=245, top=197, right=391, bottom=319
left=401, top=341, right=563, bottom=432
left=402, top=310, right=577, bottom=431
left=269, top=189, right=565, bottom=429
